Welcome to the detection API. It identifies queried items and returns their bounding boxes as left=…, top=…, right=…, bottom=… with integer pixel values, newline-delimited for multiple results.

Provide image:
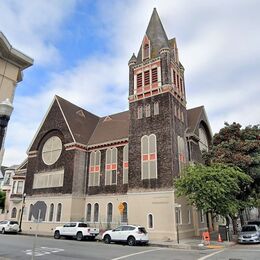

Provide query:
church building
left=22, top=8, right=212, bottom=240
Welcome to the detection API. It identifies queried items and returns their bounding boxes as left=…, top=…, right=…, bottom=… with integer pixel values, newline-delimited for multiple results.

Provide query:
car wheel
left=54, top=231, right=60, bottom=239
left=1, top=228, right=5, bottom=234
left=76, top=232, right=83, bottom=241
left=127, top=236, right=136, bottom=246
left=104, top=235, right=111, bottom=244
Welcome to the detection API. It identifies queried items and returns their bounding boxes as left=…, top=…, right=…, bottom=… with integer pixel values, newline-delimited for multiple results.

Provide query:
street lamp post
left=174, top=203, right=181, bottom=244
left=0, top=99, right=13, bottom=151
left=19, top=193, right=26, bottom=232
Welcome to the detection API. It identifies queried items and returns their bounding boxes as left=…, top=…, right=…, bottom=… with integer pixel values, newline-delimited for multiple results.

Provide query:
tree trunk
left=239, top=210, right=245, bottom=226
left=231, top=216, right=238, bottom=235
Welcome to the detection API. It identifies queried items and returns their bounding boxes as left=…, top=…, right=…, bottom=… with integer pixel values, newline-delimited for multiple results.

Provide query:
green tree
left=204, top=123, right=260, bottom=223
left=0, top=189, right=6, bottom=209
left=175, top=163, right=252, bottom=230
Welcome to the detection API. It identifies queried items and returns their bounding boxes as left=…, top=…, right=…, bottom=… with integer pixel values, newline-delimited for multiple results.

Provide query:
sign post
left=118, top=203, right=124, bottom=215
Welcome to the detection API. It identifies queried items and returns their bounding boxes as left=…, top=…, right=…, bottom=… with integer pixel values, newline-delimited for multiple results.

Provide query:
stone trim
left=87, top=138, right=128, bottom=150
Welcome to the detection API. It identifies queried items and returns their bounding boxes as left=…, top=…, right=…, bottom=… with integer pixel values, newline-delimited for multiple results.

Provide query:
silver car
left=238, top=225, right=260, bottom=244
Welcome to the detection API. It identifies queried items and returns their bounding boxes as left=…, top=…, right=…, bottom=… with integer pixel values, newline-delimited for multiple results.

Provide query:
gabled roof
left=56, top=96, right=100, bottom=145
left=27, top=96, right=100, bottom=152
left=187, top=106, right=213, bottom=138
left=137, top=8, right=169, bottom=62
left=88, top=111, right=129, bottom=147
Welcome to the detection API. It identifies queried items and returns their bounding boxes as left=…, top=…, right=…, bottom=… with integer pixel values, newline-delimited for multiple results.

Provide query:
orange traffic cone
left=218, top=233, right=223, bottom=242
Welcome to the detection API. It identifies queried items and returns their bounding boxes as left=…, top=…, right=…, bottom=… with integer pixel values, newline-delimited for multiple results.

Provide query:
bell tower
left=128, top=8, right=188, bottom=190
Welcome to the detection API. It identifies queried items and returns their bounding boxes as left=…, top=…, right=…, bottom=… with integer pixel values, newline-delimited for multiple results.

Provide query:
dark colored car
left=247, top=220, right=260, bottom=228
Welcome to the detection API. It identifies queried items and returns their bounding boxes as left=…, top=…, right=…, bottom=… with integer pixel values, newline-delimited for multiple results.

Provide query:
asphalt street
left=0, top=234, right=260, bottom=260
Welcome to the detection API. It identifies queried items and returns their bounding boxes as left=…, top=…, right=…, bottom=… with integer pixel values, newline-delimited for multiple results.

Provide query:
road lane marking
left=111, top=248, right=164, bottom=260
left=198, top=249, right=225, bottom=260
left=24, top=247, right=64, bottom=256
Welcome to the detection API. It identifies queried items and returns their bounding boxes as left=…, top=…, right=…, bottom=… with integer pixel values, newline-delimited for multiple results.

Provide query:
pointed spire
left=146, top=8, right=169, bottom=48
left=128, top=53, right=137, bottom=66
left=136, top=8, right=169, bottom=63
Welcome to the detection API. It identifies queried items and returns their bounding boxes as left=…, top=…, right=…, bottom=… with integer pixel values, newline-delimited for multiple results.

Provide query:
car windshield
left=241, top=226, right=257, bottom=232
left=10, top=221, right=18, bottom=225
left=78, top=223, right=89, bottom=228
left=138, top=227, right=147, bottom=234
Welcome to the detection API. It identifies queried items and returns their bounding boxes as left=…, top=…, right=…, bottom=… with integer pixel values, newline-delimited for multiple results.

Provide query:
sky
left=1, top=0, right=260, bottom=166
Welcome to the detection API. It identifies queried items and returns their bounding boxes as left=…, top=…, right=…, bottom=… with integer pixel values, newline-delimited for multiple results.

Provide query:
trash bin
left=218, top=225, right=229, bottom=241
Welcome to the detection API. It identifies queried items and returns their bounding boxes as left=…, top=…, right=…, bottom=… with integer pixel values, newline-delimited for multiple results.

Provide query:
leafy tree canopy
left=175, top=163, right=252, bottom=217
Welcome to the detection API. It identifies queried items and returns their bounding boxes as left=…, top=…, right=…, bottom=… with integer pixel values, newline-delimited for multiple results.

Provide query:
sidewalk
left=20, top=232, right=236, bottom=250
left=148, top=237, right=236, bottom=250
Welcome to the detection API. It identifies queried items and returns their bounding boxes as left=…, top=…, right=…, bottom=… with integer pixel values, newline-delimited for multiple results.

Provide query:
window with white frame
left=42, top=136, right=62, bottom=165
left=154, top=102, right=159, bottom=115
left=17, top=181, right=23, bottom=194
left=12, top=181, right=16, bottom=193
left=86, top=203, right=91, bottom=222
left=33, top=170, right=64, bottom=189
left=123, top=145, right=128, bottom=184
left=145, top=104, right=151, bottom=117
left=88, top=150, right=101, bottom=187
left=143, top=43, right=150, bottom=60
left=137, top=106, right=143, bottom=119
left=148, top=214, right=154, bottom=229
left=141, top=134, right=157, bottom=179
left=105, top=148, right=118, bottom=185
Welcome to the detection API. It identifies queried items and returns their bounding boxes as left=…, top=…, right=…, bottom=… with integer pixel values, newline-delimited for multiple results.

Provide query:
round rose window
left=42, top=136, right=62, bottom=165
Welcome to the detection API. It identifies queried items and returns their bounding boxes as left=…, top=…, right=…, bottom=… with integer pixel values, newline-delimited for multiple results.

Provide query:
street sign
left=118, top=203, right=124, bottom=214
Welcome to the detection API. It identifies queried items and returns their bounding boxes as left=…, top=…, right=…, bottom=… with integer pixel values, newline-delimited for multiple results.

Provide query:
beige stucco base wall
left=21, top=195, right=85, bottom=235
left=20, top=191, right=207, bottom=240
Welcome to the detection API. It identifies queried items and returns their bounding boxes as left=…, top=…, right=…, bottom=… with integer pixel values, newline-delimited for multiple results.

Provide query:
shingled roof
left=187, top=106, right=204, bottom=133
left=137, top=8, right=169, bottom=63
left=88, top=111, right=129, bottom=147
left=56, top=96, right=100, bottom=145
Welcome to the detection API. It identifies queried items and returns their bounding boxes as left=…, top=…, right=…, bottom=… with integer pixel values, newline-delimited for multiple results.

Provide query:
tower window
left=123, top=144, right=129, bottom=184
left=145, top=104, right=150, bottom=117
left=152, top=68, right=158, bottom=83
left=154, top=102, right=159, bottom=115
left=144, top=70, right=150, bottom=85
left=143, top=43, right=150, bottom=60
left=173, top=69, right=176, bottom=85
left=141, top=134, right=157, bottom=179
left=137, top=106, right=143, bottom=119
left=137, top=73, right=142, bottom=88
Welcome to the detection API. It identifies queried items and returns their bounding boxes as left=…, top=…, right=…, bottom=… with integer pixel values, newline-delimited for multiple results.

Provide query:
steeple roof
left=137, top=8, right=169, bottom=62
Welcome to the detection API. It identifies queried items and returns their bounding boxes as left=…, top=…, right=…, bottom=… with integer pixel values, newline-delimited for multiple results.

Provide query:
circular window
left=42, top=136, right=62, bottom=165
left=199, top=127, right=209, bottom=152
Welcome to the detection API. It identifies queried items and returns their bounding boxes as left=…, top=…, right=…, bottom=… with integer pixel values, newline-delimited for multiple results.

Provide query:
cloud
left=0, top=0, right=77, bottom=66
left=2, top=0, right=260, bottom=166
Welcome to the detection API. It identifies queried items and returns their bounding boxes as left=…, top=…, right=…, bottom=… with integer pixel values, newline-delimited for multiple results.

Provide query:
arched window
left=141, top=134, right=157, bottom=179
left=121, top=202, right=128, bottom=223
left=56, top=203, right=62, bottom=222
left=107, top=203, right=113, bottom=223
left=11, top=207, right=17, bottom=218
left=28, top=204, right=33, bottom=221
left=88, top=150, right=101, bottom=187
left=105, top=148, right=118, bottom=185
left=94, top=203, right=99, bottom=222
left=123, top=145, right=128, bottom=184
left=199, top=127, right=209, bottom=152
left=177, top=136, right=186, bottom=175
left=143, top=43, right=150, bottom=60
left=145, top=104, right=150, bottom=117
left=49, top=203, right=54, bottom=222
left=154, top=102, right=159, bottom=115
left=148, top=214, right=153, bottom=229
left=86, top=203, right=91, bottom=222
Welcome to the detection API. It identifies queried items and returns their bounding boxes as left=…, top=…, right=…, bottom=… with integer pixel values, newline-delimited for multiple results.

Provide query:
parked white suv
left=0, top=220, right=19, bottom=234
left=102, top=225, right=149, bottom=246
